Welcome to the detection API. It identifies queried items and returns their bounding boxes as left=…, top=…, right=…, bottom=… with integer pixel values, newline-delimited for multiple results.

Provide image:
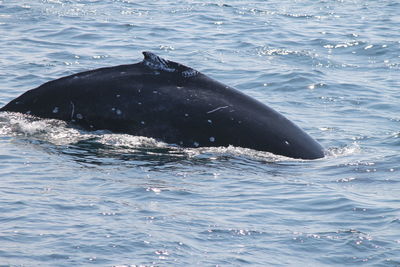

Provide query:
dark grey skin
left=1, top=52, right=324, bottom=159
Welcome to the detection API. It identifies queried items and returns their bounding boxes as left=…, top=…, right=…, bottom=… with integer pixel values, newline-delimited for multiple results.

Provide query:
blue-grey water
left=0, top=1, right=399, bottom=266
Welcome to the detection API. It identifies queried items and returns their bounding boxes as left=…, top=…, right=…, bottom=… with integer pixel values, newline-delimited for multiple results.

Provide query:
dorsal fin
left=142, top=51, right=175, bottom=72
left=141, top=51, right=199, bottom=78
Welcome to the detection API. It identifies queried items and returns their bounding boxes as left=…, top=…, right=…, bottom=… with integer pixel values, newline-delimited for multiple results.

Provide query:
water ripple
left=1, top=0, right=400, bottom=266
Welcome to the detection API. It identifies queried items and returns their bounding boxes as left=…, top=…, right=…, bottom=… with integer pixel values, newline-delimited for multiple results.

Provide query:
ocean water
left=0, top=0, right=399, bottom=266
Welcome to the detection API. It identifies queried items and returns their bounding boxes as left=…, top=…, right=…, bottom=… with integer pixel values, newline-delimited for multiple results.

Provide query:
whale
left=0, top=51, right=324, bottom=159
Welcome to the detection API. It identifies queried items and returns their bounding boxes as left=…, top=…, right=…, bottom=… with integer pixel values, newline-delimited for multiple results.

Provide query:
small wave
left=258, top=45, right=314, bottom=58
left=325, top=142, right=361, bottom=158
left=1, top=112, right=81, bottom=143
left=183, top=146, right=295, bottom=163
left=0, top=112, right=164, bottom=147
left=280, top=13, right=314, bottom=19
left=256, top=45, right=340, bottom=69
left=323, top=40, right=365, bottom=50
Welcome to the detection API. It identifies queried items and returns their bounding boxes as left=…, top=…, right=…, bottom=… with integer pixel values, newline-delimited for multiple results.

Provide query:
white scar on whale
left=206, top=106, right=229, bottom=114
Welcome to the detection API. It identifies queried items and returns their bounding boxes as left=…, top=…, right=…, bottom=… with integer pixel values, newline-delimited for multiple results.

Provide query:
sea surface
left=0, top=0, right=399, bottom=266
